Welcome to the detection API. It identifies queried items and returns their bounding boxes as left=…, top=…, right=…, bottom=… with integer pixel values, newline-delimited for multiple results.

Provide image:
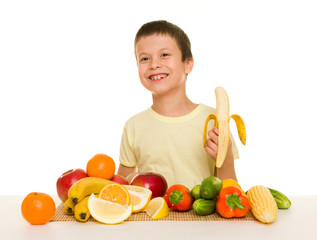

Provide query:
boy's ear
left=185, top=57, right=194, bottom=74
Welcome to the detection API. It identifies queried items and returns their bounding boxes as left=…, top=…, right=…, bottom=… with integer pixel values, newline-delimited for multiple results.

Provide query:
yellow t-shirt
left=119, top=103, right=239, bottom=189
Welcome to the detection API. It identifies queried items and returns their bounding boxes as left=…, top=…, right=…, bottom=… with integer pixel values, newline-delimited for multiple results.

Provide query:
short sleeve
left=119, top=123, right=138, bottom=167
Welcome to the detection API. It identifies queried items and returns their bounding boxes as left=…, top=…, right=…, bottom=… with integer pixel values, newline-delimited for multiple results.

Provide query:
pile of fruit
left=21, top=153, right=170, bottom=225
left=21, top=153, right=291, bottom=225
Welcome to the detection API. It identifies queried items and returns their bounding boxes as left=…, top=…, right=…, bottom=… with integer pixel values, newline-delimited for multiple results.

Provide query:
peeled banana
left=74, top=195, right=91, bottom=222
left=68, top=177, right=111, bottom=204
left=203, top=86, right=246, bottom=168
left=64, top=198, right=76, bottom=215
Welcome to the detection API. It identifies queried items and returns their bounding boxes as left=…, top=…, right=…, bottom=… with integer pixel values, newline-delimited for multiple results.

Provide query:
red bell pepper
left=216, top=186, right=250, bottom=218
left=164, top=184, right=193, bottom=211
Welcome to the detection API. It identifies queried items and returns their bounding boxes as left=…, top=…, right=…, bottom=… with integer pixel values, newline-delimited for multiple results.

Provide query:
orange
left=98, top=183, right=130, bottom=206
left=21, top=192, right=56, bottom=225
left=86, top=153, right=115, bottom=179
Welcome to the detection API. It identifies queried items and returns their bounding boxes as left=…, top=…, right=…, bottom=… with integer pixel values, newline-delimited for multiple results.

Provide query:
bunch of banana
left=63, top=177, right=111, bottom=222
left=68, top=177, right=111, bottom=204
left=203, top=86, right=246, bottom=168
left=74, top=195, right=91, bottom=222
left=64, top=198, right=76, bottom=215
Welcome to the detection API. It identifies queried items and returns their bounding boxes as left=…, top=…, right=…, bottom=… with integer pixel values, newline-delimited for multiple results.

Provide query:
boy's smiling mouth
left=149, top=73, right=168, bottom=81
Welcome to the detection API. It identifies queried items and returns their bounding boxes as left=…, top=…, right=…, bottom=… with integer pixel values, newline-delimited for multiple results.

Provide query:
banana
left=203, top=86, right=246, bottom=168
left=68, top=177, right=111, bottom=204
left=74, top=195, right=91, bottom=222
left=64, top=198, right=76, bottom=215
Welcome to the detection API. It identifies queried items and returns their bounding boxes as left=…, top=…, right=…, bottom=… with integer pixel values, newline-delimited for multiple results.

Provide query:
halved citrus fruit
left=88, top=194, right=132, bottom=224
left=145, top=197, right=169, bottom=220
left=124, top=185, right=152, bottom=213
left=98, top=183, right=130, bottom=206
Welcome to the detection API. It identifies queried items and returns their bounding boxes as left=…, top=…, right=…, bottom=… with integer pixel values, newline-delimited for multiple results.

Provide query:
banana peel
left=74, top=195, right=91, bottom=222
left=203, top=86, right=246, bottom=168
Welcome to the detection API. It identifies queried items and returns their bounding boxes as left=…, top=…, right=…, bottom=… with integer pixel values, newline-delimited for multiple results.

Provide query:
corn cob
left=247, top=185, right=277, bottom=223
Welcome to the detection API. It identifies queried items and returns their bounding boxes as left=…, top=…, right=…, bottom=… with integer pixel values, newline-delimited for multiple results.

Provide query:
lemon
left=145, top=197, right=169, bottom=220
left=88, top=194, right=132, bottom=224
left=124, top=185, right=152, bottom=213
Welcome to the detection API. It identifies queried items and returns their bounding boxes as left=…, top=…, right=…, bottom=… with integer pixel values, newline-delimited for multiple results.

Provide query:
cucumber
left=193, top=198, right=216, bottom=216
left=268, top=188, right=291, bottom=209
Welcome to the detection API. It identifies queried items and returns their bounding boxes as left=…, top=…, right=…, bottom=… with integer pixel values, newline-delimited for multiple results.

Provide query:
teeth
left=151, top=75, right=166, bottom=80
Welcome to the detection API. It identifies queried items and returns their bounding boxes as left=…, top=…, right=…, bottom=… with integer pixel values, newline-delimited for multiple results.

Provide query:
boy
left=117, top=20, right=239, bottom=189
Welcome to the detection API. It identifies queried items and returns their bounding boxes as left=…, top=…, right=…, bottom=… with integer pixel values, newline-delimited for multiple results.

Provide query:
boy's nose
left=150, top=58, right=161, bottom=69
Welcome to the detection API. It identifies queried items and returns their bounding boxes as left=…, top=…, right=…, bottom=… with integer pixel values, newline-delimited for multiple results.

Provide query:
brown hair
left=134, top=20, right=193, bottom=62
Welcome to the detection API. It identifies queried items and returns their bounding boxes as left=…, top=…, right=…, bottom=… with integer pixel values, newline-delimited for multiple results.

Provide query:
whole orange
left=21, top=192, right=56, bottom=225
left=86, top=153, right=115, bottom=179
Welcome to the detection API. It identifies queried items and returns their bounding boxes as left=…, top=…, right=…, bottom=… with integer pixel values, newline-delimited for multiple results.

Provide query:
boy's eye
left=162, top=53, right=169, bottom=57
left=140, top=57, right=149, bottom=62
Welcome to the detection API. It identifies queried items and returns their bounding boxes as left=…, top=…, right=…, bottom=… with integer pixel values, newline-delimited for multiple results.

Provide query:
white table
left=1, top=195, right=316, bottom=240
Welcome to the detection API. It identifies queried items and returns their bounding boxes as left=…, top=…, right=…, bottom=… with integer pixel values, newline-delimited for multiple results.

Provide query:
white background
left=1, top=0, right=316, bottom=196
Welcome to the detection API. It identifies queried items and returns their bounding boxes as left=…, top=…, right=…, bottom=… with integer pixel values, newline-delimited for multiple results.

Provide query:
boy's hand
left=117, top=164, right=137, bottom=183
left=205, top=127, right=233, bottom=163
left=205, top=127, right=237, bottom=181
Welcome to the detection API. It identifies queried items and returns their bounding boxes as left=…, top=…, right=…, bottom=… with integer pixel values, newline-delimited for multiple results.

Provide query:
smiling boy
left=117, top=20, right=239, bottom=189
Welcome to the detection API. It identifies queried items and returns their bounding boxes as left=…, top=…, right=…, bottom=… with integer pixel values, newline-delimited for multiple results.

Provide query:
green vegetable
left=200, top=176, right=222, bottom=199
left=268, top=188, right=291, bottom=209
left=191, top=185, right=201, bottom=200
left=193, top=199, right=216, bottom=216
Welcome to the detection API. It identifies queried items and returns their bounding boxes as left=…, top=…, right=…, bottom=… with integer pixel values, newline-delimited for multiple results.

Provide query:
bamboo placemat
left=51, top=202, right=256, bottom=222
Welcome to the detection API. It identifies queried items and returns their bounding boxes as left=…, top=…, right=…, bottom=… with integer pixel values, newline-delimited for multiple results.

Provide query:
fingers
left=205, top=127, right=219, bottom=160
left=205, top=126, right=233, bottom=162
left=212, top=126, right=219, bottom=135
left=208, top=127, right=218, bottom=144
left=205, top=139, right=217, bottom=160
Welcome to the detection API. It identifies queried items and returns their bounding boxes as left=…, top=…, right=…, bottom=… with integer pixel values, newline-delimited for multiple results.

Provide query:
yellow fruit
left=64, top=198, right=76, bottom=215
left=74, top=196, right=90, bottom=222
left=145, top=197, right=169, bottom=220
left=203, top=86, right=246, bottom=168
left=88, top=194, right=132, bottom=224
left=68, top=177, right=112, bottom=204
left=98, top=183, right=130, bottom=206
left=124, top=185, right=152, bottom=213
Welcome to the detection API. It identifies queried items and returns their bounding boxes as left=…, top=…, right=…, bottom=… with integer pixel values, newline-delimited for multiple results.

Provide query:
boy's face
left=135, top=34, right=193, bottom=97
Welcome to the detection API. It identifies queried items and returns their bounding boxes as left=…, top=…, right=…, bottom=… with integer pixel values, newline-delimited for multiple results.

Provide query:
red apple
left=130, top=172, right=168, bottom=199
left=111, top=174, right=129, bottom=185
left=56, top=168, right=88, bottom=202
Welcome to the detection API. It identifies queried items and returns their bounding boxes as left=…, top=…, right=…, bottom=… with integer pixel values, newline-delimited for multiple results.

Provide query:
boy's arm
left=117, top=163, right=138, bottom=183
left=214, top=144, right=237, bottom=181
left=205, top=127, right=237, bottom=181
